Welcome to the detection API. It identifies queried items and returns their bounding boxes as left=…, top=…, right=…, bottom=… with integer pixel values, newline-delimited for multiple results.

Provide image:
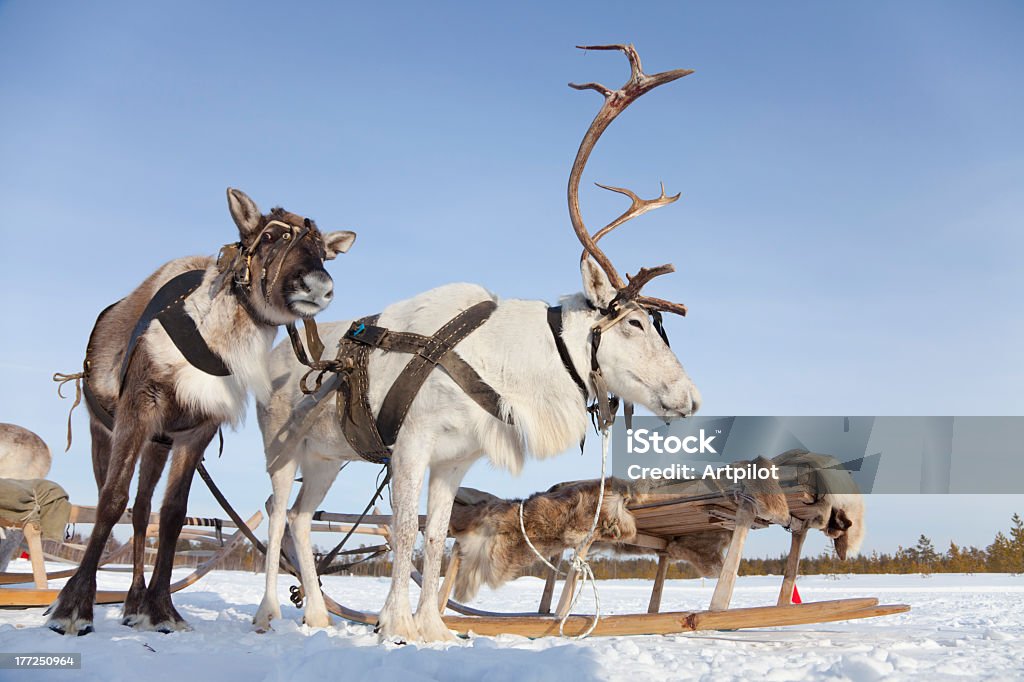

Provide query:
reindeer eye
left=262, top=232, right=276, bottom=243
left=628, top=319, right=644, bottom=330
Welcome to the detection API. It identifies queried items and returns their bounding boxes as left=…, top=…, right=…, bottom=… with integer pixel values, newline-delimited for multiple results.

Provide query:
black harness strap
left=120, top=270, right=230, bottom=393
left=60, top=270, right=228, bottom=449
left=546, top=305, right=589, bottom=401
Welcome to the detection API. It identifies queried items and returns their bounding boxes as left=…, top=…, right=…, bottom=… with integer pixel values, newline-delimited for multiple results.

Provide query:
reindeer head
left=567, top=45, right=700, bottom=419
left=220, top=188, right=356, bottom=325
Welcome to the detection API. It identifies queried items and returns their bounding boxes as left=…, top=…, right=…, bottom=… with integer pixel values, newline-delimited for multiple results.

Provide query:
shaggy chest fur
left=145, top=299, right=275, bottom=426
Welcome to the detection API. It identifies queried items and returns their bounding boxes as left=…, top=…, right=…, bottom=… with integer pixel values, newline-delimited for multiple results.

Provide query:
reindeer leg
left=377, top=442, right=429, bottom=643
left=132, top=425, right=216, bottom=633
left=286, top=456, right=342, bottom=629
left=48, top=411, right=156, bottom=635
left=414, top=458, right=471, bottom=641
left=122, top=441, right=172, bottom=625
left=89, top=417, right=112, bottom=493
left=254, top=455, right=299, bottom=632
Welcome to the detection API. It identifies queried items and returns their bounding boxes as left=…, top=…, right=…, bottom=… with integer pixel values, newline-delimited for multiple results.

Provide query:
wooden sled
left=293, top=487, right=909, bottom=638
left=0, top=505, right=262, bottom=608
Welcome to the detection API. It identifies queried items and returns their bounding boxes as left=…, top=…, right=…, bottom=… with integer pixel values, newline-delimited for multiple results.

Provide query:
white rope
left=519, top=427, right=610, bottom=639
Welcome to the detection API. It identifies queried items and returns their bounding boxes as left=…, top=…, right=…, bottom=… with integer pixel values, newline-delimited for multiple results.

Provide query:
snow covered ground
left=1, top=565, right=1022, bottom=681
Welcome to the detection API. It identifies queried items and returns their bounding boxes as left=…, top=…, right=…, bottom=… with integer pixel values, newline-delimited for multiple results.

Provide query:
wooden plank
left=309, top=522, right=388, bottom=536
left=709, top=502, right=754, bottom=611
left=313, top=511, right=426, bottom=529
left=23, top=524, right=47, bottom=590
left=438, top=549, right=460, bottom=611
left=438, top=598, right=901, bottom=638
left=707, top=508, right=770, bottom=529
left=68, top=505, right=244, bottom=529
left=555, top=541, right=593, bottom=620
left=538, top=556, right=560, bottom=614
left=689, top=598, right=884, bottom=631
left=623, top=533, right=667, bottom=551
left=777, top=530, right=807, bottom=606
left=0, top=588, right=137, bottom=607
left=647, top=554, right=669, bottom=614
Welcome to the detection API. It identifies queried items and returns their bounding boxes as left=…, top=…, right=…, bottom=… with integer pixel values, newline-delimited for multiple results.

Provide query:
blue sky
left=0, top=1, right=1021, bottom=557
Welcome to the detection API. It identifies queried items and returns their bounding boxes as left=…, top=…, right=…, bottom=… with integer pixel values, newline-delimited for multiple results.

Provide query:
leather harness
left=289, top=300, right=507, bottom=464
left=120, top=270, right=230, bottom=391
left=66, top=270, right=230, bottom=448
left=287, top=299, right=672, bottom=465
left=55, top=216, right=325, bottom=449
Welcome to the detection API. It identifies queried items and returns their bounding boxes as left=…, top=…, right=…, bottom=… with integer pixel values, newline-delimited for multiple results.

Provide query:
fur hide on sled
left=447, top=456, right=796, bottom=600
left=448, top=451, right=867, bottom=598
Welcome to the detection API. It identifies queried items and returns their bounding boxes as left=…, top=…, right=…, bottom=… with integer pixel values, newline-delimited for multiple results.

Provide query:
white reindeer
left=0, top=424, right=53, bottom=572
left=255, top=45, right=699, bottom=642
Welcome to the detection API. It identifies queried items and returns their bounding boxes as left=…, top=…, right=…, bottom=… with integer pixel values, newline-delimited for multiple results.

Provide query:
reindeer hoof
left=48, top=620, right=93, bottom=637
left=376, top=609, right=422, bottom=644
left=415, top=611, right=456, bottom=642
left=302, top=612, right=331, bottom=629
left=253, top=599, right=281, bottom=632
left=155, top=621, right=192, bottom=634
left=128, top=596, right=191, bottom=633
left=46, top=593, right=95, bottom=637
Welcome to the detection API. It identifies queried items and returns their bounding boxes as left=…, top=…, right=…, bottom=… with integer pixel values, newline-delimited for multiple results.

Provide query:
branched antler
left=619, top=265, right=676, bottom=300
left=588, top=182, right=681, bottom=248
left=567, top=44, right=693, bottom=316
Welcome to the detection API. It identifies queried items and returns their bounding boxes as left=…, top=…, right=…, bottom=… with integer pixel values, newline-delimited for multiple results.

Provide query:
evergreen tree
left=914, top=534, right=938, bottom=574
left=1008, top=513, right=1024, bottom=574
left=987, top=531, right=1013, bottom=572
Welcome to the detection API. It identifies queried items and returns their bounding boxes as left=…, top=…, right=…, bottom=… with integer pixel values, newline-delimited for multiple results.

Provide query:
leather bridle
left=548, top=299, right=672, bottom=436
left=216, top=217, right=326, bottom=308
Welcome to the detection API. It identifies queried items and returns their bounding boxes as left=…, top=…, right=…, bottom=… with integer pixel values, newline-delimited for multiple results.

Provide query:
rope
left=519, top=427, right=609, bottom=639
left=315, top=463, right=391, bottom=574
left=53, top=371, right=85, bottom=452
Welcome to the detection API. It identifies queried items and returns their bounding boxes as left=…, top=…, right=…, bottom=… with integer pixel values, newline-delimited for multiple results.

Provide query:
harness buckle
left=345, top=321, right=388, bottom=348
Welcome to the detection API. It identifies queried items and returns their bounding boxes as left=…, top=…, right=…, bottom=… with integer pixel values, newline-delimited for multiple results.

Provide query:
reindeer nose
left=302, top=271, right=334, bottom=308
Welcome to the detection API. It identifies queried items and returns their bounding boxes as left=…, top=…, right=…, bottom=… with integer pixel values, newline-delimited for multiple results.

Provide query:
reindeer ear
left=323, top=230, right=357, bottom=260
left=581, top=257, right=616, bottom=309
left=226, top=188, right=262, bottom=241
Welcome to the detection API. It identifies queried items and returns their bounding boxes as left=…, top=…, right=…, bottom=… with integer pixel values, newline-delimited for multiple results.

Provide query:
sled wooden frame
left=299, top=487, right=909, bottom=638
left=0, top=505, right=262, bottom=608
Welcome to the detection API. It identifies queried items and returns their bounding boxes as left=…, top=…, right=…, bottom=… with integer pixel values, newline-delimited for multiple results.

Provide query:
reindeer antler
left=567, top=44, right=693, bottom=315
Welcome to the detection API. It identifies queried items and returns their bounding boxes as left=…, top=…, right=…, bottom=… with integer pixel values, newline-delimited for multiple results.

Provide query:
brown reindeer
left=47, top=188, right=355, bottom=636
